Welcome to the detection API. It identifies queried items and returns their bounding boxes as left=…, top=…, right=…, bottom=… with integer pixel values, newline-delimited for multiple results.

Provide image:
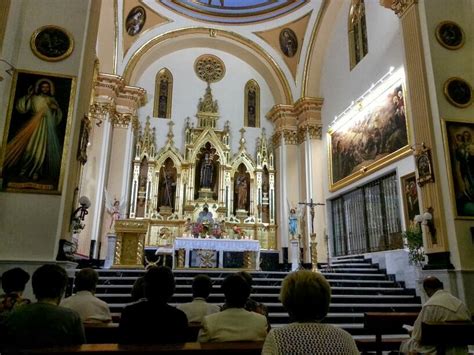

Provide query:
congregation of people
left=0, top=264, right=471, bottom=354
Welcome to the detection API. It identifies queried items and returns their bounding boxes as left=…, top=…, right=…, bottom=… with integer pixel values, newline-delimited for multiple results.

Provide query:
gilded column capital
left=266, top=104, right=297, bottom=147
left=379, top=0, right=418, bottom=18
left=113, top=85, right=147, bottom=130
left=95, top=73, right=124, bottom=100
left=294, top=97, right=324, bottom=143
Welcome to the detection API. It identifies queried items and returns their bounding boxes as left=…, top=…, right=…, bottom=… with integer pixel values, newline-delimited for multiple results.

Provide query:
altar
left=173, top=237, right=261, bottom=270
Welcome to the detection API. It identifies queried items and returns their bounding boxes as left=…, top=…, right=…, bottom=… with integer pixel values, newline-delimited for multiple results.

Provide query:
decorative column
left=81, top=73, right=123, bottom=258
left=267, top=105, right=298, bottom=263
left=295, top=97, right=325, bottom=264
left=380, top=0, right=452, bottom=268
left=100, top=85, right=146, bottom=259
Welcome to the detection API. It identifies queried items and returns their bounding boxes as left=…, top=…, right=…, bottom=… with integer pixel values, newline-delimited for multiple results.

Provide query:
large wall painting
left=329, top=78, right=411, bottom=191
left=0, top=70, right=75, bottom=193
left=442, top=119, right=474, bottom=219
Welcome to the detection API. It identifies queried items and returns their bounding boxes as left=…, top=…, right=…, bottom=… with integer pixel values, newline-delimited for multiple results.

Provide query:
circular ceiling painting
left=160, top=0, right=307, bottom=24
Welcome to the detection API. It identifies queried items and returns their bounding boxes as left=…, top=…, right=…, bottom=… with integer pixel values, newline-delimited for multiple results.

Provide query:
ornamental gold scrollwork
left=390, top=0, right=417, bottom=17
left=177, top=249, right=185, bottom=268
left=194, top=54, right=226, bottom=83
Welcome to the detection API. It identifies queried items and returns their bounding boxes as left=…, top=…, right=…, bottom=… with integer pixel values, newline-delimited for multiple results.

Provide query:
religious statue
left=105, top=191, right=126, bottom=232
left=160, top=169, right=176, bottom=208
left=200, top=153, right=214, bottom=188
left=236, top=174, right=248, bottom=210
left=288, top=208, right=298, bottom=237
left=197, top=207, right=214, bottom=224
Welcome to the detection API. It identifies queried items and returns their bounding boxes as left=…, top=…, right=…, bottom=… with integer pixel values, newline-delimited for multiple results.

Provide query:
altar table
left=173, top=238, right=260, bottom=270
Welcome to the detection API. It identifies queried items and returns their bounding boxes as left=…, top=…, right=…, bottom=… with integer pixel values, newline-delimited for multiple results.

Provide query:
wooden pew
left=14, top=341, right=264, bottom=355
left=84, top=323, right=202, bottom=344
left=360, top=312, right=419, bottom=355
left=84, top=324, right=119, bottom=344
left=421, top=321, right=474, bottom=354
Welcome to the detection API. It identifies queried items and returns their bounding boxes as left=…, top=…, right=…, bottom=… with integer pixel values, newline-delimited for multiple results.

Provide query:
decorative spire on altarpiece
left=196, top=83, right=219, bottom=129
left=135, top=116, right=156, bottom=161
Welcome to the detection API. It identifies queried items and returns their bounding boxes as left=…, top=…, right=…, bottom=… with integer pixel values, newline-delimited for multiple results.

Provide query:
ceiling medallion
left=194, top=54, right=226, bottom=83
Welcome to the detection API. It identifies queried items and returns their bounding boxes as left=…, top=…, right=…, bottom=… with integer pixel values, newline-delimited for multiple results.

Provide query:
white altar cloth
left=173, top=238, right=260, bottom=269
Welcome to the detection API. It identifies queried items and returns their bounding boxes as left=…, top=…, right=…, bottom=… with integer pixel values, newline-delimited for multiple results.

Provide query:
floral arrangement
left=192, top=222, right=204, bottom=237
left=403, top=224, right=424, bottom=266
left=71, top=217, right=85, bottom=234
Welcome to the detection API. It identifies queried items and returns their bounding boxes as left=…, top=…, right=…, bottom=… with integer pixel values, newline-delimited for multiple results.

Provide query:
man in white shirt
left=61, top=268, right=112, bottom=324
left=177, top=274, right=219, bottom=323
left=400, top=276, right=471, bottom=354
left=198, top=273, right=268, bottom=342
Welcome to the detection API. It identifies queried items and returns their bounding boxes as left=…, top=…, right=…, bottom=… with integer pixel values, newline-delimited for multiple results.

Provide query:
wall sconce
left=72, top=196, right=91, bottom=221
left=414, top=207, right=436, bottom=243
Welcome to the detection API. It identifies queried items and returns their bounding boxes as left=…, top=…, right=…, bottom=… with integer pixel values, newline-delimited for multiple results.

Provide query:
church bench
left=421, top=321, right=474, bottom=353
left=16, top=341, right=264, bottom=355
left=362, top=312, right=418, bottom=354
left=84, top=323, right=119, bottom=344
left=83, top=323, right=202, bottom=344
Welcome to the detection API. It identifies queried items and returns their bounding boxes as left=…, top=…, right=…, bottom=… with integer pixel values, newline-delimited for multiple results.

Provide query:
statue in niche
left=236, top=174, right=248, bottom=210
left=159, top=169, right=176, bottom=208
left=200, top=153, right=214, bottom=188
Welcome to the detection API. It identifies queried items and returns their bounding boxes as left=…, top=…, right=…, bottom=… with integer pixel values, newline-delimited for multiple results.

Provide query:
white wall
left=319, top=0, right=414, bottom=250
left=136, top=48, right=276, bottom=156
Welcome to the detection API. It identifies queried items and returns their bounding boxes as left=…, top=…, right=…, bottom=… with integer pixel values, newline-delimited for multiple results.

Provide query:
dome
left=159, top=0, right=308, bottom=24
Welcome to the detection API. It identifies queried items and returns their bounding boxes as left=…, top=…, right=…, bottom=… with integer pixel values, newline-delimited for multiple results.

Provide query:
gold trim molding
left=123, top=27, right=293, bottom=104
left=379, top=0, right=418, bottom=18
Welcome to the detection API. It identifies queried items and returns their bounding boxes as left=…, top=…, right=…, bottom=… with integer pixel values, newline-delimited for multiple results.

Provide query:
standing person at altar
left=200, top=153, right=214, bottom=188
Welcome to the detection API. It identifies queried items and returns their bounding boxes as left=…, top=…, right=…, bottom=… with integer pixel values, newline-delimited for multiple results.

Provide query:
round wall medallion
left=126, top=6, right=146, bottom=36
left=194, top=55, right=226, bottom=83
left=435, top=21, right=465, bottom=50
left=30, top=25, right=74, bottom=62
left=443, top=77, right=472, bottom=108
left=279, top=28, right=298, bottom=58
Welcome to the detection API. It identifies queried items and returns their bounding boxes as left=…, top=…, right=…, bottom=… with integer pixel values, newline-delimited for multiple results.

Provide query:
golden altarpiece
left=128, top=84, right=277, bottom=252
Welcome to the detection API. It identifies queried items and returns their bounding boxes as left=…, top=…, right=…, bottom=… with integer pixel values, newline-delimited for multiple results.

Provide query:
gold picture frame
left=0, top=69, right=76, bottom=194
left=400, top=172, right=420, bottom=227
left=328, top=77, right=411, bottom=191
left=441, top=118, right=474, bottom=219
left=30, top=25, right=74, bottom=62
left=443, top=77, right=472, bottom=108
left=435, top=21, right=465, bottom=50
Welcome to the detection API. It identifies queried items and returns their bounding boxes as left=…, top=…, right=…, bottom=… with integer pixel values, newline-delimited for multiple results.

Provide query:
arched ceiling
left=159, top=0, right=307, bottom=24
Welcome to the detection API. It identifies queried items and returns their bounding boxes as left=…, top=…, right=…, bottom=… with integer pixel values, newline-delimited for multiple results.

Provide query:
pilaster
left=381, top=0, right=452, bottom=269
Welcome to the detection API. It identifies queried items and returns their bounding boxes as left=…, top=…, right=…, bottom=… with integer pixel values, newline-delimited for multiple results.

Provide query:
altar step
left=92, top=255, right=421, bottom=337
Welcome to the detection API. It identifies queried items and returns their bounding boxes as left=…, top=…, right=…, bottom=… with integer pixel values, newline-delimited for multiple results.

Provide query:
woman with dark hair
left=119, top=266, right=188, bottom=344
left=262, top=270, right=358, bottom=354
left=0, top=268, right=31, bottom=318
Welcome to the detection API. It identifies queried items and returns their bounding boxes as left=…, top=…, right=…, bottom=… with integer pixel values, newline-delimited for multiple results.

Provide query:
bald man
left=400, top=276, right=471, bottom=354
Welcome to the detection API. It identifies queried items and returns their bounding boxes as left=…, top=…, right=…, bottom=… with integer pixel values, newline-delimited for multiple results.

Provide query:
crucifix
left=298, top=198, right=325, bottom=235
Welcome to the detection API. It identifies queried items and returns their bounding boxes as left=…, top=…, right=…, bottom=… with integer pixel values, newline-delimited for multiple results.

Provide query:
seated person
left=0, top=268, right=31, bottom=320
left=119, top=266, right=188, bottom=344
left=177, top=274, right=220, bottom=323
left=61, top=268, right=112, bottom=323
left=198, top=273, right=267, bottom=342
left=0, top=264, right=85, bottom=348
left=262, top=270, right=358, bottom=355
left=130, top=276, right=145, bottom=302
left=222, top=271, right=269, bottom=318
left=400, top=276, right=471, bottom=354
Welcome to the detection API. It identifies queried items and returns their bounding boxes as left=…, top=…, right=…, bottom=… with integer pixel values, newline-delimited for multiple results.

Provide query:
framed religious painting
left=30, top=25, right=74, bottom=62
left=0, top=70, right=76, bottom=194
left=400, top=172, right=420, bottom=227
left=328, top=73, right=411, bottom=191
left=443, top=77, right=472, bottom=108
left=441, top=119, right=474, bottom=219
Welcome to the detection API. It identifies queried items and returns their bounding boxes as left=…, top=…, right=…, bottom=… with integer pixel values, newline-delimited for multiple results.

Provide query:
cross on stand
left=298, top=198, right=325, bottom=272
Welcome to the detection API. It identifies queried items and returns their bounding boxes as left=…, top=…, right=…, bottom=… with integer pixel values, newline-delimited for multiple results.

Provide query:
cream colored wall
left=135, top=48, right=276, bottom=157
left=0, top=0, right=100, bottom=261
left=319, top=0, right=413, bottom=253
left=97, top=0, right=116, bottom=74
left=420, top=0, right=474, bottom=270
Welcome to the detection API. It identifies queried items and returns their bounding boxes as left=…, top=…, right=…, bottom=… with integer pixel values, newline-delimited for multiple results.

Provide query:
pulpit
left=112, top=220, right=149, bottom=268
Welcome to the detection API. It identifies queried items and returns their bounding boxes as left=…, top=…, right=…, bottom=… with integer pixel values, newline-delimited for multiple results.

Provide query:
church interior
left=0, top=0, right=473, bottom=350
